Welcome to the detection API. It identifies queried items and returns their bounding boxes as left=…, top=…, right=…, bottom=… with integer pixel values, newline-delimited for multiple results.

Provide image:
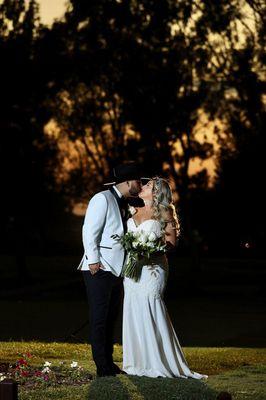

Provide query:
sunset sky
left=38, top=0, right=66, bottom=25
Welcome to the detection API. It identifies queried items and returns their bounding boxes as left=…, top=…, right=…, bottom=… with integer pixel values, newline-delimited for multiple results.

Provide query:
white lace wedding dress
left=122, top=218, right=208, bottom=379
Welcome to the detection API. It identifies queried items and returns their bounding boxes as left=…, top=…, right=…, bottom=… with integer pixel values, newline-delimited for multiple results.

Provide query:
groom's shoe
left=96, top=366, right=116, bottom=378
left=109, top=363, right=127, bottom=375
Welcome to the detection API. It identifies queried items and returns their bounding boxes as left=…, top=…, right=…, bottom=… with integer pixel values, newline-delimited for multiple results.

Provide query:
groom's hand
left=89, top=262, right=105, bottom=275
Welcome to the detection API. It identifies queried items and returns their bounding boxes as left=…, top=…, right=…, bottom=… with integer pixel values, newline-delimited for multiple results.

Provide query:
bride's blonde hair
left=151, top=177, right=180, bottom=236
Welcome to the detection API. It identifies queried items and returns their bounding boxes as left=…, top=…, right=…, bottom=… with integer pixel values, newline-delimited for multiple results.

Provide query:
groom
left=78, top=162, right=143, bottom=377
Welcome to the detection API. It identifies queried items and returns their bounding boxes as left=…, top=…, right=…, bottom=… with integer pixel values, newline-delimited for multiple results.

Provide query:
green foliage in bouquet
left=112, top=230, right=166, bottom=282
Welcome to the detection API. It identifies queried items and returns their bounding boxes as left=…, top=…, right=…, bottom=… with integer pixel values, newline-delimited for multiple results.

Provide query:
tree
left=46, top=1, right=264, bottom=234
left=212, top=0, right=266, bottom=254
left=45, top=0, right=216, bottom=204
left=0, top=0, right=51, bottom=278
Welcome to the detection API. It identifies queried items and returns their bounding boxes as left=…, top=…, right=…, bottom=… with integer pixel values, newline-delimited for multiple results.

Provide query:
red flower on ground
left=17, top=359, right=27, bottom=366
left=21, top=371, right=30, bottom=377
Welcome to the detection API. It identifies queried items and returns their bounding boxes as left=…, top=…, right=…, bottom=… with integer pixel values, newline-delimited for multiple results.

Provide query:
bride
left=122, top=177, right=208, bottom=379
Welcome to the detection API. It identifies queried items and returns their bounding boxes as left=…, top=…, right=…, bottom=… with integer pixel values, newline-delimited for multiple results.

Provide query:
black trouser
left=82, top=270, right=123, bottom=371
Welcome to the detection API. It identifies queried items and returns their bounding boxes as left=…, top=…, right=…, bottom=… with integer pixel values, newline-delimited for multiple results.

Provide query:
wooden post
left=0, top=379, right=18, bottom=400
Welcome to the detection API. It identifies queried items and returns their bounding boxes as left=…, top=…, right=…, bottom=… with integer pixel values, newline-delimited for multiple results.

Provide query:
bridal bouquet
left=112, top=230, right=167, bottom=282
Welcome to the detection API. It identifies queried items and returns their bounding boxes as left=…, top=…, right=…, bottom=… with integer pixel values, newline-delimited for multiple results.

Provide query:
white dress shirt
left=113, top=186, right=123, bottom=198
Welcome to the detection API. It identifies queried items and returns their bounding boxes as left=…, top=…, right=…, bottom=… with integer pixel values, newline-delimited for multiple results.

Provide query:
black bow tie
left=119, top=196, right=128, bottom=210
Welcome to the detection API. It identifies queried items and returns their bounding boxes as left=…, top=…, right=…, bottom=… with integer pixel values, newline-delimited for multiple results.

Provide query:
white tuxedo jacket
left=77, top=189, right=125, bottom=276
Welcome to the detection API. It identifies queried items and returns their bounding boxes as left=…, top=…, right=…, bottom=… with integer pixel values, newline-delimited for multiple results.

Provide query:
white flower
left=132, top=231, right=140, bottom=239
left=43, top=361, right=52, bottom=367
left=0, top=373, right=7, bottom=382
left=42, top=367, right=51, bottom=374
left=132, top=241, right=138, bottom=248
left=139, top=231, right=149, bottom=244
left=70, top=361, right=78, bottom=368
left=148, top=232, right=157, bottom=241
left=146, top=241, right=154, bottom=248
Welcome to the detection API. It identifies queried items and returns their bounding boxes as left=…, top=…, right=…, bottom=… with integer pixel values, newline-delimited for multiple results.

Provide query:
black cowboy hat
left=104, top=161, right=150, bottom=185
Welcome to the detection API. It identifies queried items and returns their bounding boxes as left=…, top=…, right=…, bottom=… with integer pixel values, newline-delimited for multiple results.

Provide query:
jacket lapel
left=109, top=187, right=127, bottom=233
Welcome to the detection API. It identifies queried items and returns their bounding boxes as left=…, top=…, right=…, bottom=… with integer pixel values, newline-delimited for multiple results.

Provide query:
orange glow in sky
left=38, top=0, right=66, bottom=25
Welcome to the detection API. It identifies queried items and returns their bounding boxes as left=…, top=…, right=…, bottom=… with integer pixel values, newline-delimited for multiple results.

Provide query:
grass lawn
left=0, top=342, right=265, bottom=399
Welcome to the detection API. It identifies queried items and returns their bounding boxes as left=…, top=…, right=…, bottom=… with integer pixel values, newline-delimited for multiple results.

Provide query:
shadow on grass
left=87, top=374, right=218, bottom=400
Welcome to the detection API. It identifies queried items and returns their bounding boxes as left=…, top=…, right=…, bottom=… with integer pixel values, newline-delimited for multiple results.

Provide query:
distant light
left=72, top=202, right=87, bottom=216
